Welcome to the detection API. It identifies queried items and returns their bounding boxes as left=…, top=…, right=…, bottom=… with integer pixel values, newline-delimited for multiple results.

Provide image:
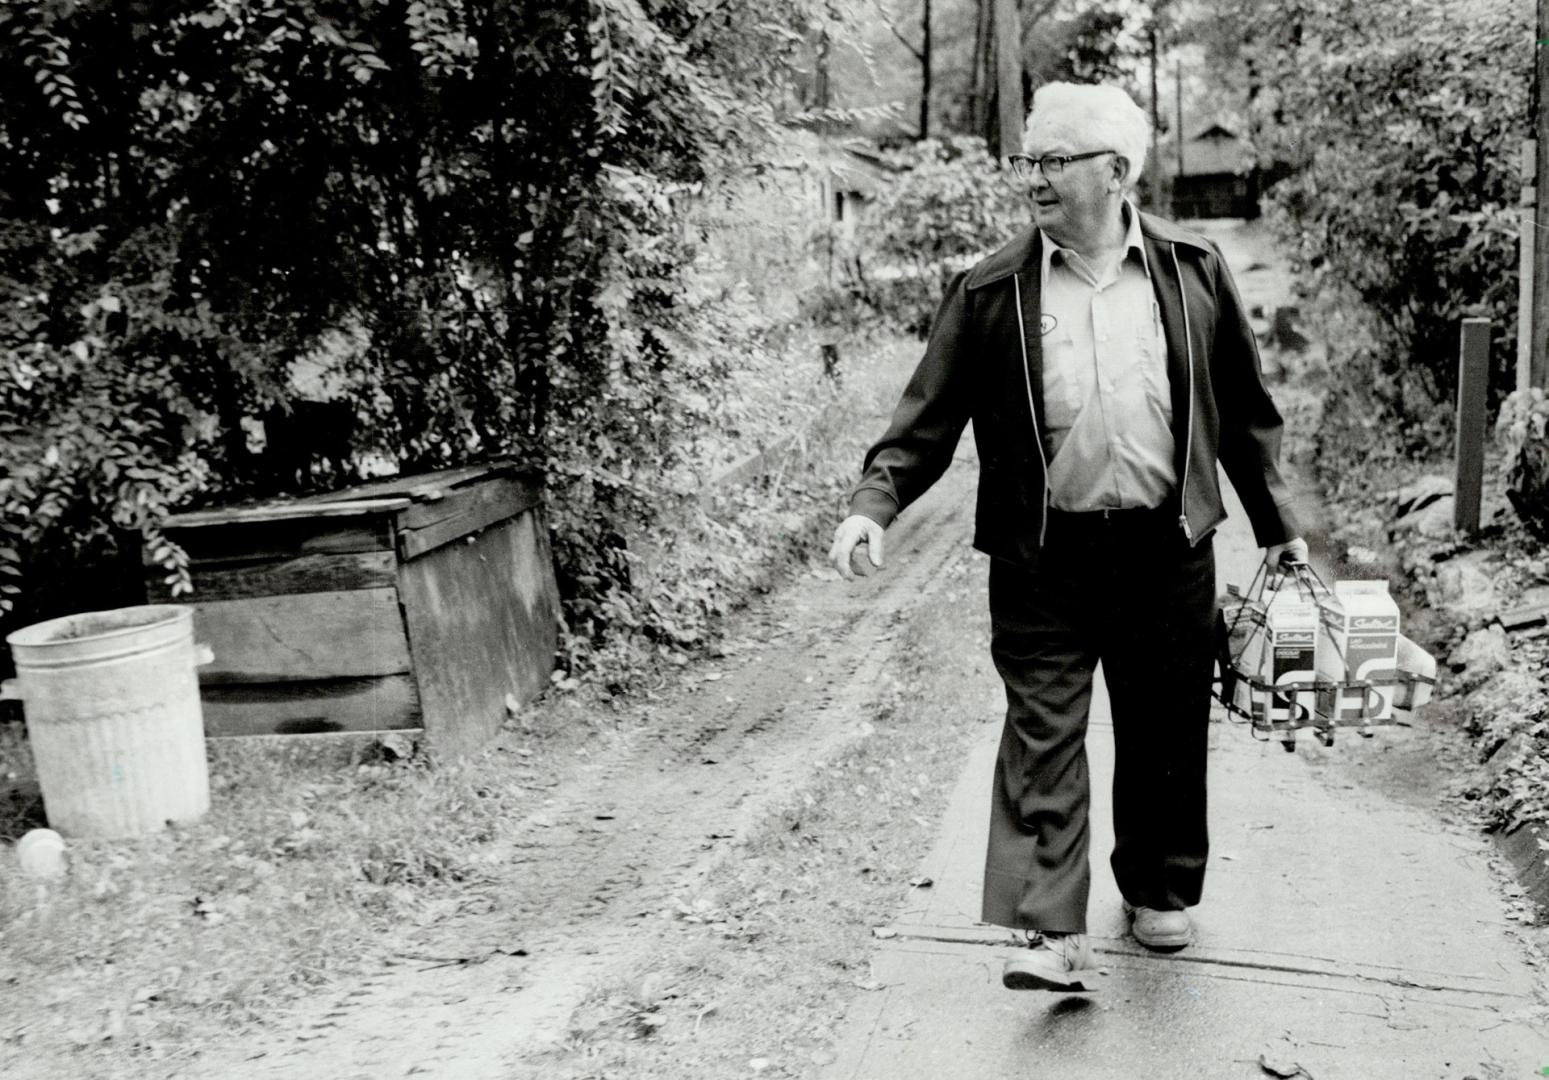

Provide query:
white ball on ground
left=15, top=828, right=67, bottom=879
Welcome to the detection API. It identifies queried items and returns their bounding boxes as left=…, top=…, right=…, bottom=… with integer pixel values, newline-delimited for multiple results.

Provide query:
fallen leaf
left=853, top=978, right=884, bottom=991
left=872, top=927, right=897, bottom=939
left=908, top=876, right=934, bottom=889
left=1258, top=1052, right=1312, bottom=1078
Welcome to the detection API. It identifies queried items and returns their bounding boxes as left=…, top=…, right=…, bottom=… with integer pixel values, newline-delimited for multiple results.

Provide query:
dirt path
left=163, top=218, right=1460, bottom=1080
left=175, top=441, right=983, bottom=1079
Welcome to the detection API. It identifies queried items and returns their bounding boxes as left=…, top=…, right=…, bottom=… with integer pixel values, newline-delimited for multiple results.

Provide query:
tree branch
left=870, top=0, right=924, bottom=61
left=1023, top=0, right=1062, bottom=31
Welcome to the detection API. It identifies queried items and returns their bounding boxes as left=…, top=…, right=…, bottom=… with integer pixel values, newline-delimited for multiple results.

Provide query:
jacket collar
left=964, top=208, right=1215, bottom=291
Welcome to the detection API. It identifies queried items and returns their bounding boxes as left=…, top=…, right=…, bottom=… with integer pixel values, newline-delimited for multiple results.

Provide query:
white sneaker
left=1001, top=932, right=1099, bottom=992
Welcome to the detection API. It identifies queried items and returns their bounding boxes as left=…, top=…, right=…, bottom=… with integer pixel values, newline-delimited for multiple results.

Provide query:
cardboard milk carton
left=1258, top=586, right=1320, bottom=725
left=1219, top=589, right=1265, bottom=717
left=1315, top=580, right=1401, bottom=722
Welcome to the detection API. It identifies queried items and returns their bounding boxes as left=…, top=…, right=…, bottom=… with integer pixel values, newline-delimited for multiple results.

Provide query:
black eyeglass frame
left=1007, top=149, right=1119, bottom=179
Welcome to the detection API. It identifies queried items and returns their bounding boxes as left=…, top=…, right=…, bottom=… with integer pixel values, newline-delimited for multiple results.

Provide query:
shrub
left=1247, top=0, right=1525, bottom=438
left=803, top=136, right=1032, bottom=338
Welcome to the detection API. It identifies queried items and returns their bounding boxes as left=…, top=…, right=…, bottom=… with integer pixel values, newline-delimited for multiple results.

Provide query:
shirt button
left=1101, top=379, right=1115, bottom=393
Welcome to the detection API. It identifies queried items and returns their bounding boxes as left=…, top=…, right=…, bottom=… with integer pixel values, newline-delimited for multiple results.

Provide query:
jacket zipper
left=1012, top=272, right=1050, bottom=548
left=1170, top=243, right=1196, bottom=543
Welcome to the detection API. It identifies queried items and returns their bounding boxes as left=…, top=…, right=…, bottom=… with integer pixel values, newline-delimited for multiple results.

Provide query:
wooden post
left=1531, top=0, right=1549, bottom=387
left=1455, top=318, right=1491, bottom=535
left=1521, top=138, right=1537, bottom=395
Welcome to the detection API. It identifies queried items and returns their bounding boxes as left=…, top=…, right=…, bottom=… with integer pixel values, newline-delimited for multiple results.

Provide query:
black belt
left=1046, top=503, right=1177, bottom=531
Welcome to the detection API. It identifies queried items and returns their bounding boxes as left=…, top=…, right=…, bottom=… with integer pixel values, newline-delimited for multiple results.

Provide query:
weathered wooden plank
left=147, top=551, right=398, bottom=603
left=306, top=463, right=513, bottom=505
left=160, top=517, right=394, bottom=566
left=200, top=674, right=421, bottom=737
left=396, top=474, right=540, bottom=560
left=1498, top=603, right=1549, bottom=632
left=166, top=497, right=412, bottom=527
left=398, top=509, right=560, bottom=757
left=192, top=588, right=412, bottom=682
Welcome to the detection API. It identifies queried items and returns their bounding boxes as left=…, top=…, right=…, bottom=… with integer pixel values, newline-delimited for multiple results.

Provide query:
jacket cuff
left=849, top=487, right=899, bottom=530
left=1253, top=499, right=1302, bottom=549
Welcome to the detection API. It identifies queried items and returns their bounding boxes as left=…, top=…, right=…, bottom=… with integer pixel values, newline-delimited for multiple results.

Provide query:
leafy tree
left=1220, top=0, right=1525, bottom=437
left=0, top=0, right=844, bottom=664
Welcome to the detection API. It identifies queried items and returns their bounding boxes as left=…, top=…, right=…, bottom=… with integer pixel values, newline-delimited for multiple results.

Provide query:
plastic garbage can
left=3, top=605, right=213, bottom=837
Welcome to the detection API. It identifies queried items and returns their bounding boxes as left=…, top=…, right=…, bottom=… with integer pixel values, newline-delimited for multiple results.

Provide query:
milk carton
left=1258, top=586, right=1319, bottom=724
left=1315, top=580, right=1401, bottom=722
left=1219, top=591, right=1266, bottom=717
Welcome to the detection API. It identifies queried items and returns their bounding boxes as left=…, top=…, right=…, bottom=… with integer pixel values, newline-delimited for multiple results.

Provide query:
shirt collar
left=1039, top=198, right=1151, bottom=288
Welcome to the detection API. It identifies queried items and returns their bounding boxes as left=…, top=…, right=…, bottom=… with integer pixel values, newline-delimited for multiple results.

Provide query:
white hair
left=1024, top=82, right=1151, bottom=188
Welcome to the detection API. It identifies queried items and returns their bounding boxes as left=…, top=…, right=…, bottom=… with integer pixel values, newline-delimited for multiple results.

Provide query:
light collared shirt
left=1038, top=200, right=1176, bottom=512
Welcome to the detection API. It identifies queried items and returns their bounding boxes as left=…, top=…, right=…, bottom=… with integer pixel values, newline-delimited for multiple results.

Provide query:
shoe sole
left=1001, top=968, right=1099, bottom=992
left=1132, top=929, right=1192, bottom=952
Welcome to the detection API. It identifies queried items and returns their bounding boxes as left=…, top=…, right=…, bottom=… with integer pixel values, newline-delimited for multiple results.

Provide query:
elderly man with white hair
left=829, top=82, right=1306, bottom=991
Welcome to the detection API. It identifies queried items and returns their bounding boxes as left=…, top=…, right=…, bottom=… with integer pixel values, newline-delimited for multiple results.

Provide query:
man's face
left=1023, top=112, right=1122, bottom=251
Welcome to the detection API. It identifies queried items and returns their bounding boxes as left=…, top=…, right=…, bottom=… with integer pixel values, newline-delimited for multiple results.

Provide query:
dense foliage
left=1235, top=0, right=1525, bottom=441
left=806, top=136, right=1030, bottom=336
left=0, top=0, right=851, bottom=660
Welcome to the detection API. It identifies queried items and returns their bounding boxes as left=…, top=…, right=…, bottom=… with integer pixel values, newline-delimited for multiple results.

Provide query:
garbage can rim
left=5, top=604, right=194, bottom=650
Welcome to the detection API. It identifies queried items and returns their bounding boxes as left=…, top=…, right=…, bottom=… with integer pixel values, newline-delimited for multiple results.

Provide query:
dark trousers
left=980, top=506, right=1217, bottom=933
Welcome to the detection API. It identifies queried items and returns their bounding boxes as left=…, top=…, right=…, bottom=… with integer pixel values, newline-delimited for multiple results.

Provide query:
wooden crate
left=147, top=463, right=560, bottom=756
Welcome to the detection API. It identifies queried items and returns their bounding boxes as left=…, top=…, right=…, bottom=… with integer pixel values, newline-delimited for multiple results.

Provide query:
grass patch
left=0, top=730, right=542, bottom=1075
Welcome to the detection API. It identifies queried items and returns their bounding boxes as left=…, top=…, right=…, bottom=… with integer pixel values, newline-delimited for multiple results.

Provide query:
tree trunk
left=970, top=0, right=989, bottom=137
left=1532, top=0, right=1549, bottom=388
left=814, top=29, right=831, bottom=113
left=919, top=0, right=932, bottom=139
left=1148, top=19, right=1162, bottom=211
left=993, top=0, right=1021, bottom=159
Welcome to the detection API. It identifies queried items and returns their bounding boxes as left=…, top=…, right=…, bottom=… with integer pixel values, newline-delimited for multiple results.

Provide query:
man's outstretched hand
left=830, top=514, right=885, bottom=580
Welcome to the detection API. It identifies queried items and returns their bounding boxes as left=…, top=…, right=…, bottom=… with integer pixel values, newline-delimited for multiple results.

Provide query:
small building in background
left=817, top=139, right=890, bottom=239
left=1171, top=121, right=1259, bottom=220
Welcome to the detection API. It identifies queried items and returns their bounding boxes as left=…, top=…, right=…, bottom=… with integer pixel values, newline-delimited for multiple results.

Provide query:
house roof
left=1174, top=122, right=1252, bottom=178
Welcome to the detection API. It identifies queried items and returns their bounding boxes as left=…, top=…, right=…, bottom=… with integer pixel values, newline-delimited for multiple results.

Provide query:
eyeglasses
left=1007, top=150, right=1117, bottom=180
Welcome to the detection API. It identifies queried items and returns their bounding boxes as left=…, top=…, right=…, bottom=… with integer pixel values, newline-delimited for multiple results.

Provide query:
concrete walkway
left=821, top=488, right=1548, bottom=1080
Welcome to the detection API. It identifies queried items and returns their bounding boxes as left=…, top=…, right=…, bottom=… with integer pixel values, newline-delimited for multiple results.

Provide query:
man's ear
left=1111, top=155, right=1129, bottom=189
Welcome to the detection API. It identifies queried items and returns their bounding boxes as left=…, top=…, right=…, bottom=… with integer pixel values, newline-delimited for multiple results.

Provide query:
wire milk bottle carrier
left=1214, top=556, right=1438, bottom=751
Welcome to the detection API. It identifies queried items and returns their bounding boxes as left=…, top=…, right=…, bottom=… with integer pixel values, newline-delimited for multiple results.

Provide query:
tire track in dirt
left=177, top=447, right=981, bottom=1080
